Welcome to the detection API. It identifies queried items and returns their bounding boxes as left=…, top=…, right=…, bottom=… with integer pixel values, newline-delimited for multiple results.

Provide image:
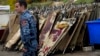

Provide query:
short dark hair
left=17, top=0, right=27, bottom=9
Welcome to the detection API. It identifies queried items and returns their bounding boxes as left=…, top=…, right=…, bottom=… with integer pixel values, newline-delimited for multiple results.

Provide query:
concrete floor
left=0, top=45, right=100, bottom=56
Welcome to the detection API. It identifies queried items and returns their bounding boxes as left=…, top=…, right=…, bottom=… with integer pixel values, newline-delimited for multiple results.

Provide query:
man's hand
left=22, top=48, right=27, bottom=52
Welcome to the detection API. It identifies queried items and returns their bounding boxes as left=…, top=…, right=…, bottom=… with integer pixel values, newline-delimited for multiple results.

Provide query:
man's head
left=15, top=1, right=27, bottom=13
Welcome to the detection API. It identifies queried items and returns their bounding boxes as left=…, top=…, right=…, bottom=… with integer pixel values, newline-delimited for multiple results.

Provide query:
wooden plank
left=15, top=40, right=22, bottom=50
left=51, top=8, right=77, bottom=52
left=38, top=20, right=69, bottom=56
left=6, top=25, right=20, bottom=42
left=6, top=15, right=20, bottom=42
left=53, top=8, right=77, bottom=52
left=55, top=33, right=70, bottom=51
left=48, top=18, right=76, bottom=55
left=77, top=12, right=91, bottom=47
left=9, top=14, right=17, bottom=33
left=39, top=11, right=58, bottom=47
left=5, top=29, right=20, bottom=49
left=0, top=24, right=9, bottom=43
left=63, top=13, right=84, bottom=54
left=39, top=15, right=46, bottom=31
left=19, top=44, right=24, bottom=51
left=0, top=14, right=17, bottom=43
left=68, top=13, right=86, bottom=51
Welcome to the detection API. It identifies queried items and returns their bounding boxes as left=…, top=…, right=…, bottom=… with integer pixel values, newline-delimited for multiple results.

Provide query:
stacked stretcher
left=38, top=3, right=99, bottom=56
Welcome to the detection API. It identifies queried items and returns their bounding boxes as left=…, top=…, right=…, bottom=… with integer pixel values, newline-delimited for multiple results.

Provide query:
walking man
left=15, top=0, right=38, bottom=56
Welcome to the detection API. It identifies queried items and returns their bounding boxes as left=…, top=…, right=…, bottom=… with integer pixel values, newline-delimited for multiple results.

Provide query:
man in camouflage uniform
left=15, top=1, right=38, bottom=56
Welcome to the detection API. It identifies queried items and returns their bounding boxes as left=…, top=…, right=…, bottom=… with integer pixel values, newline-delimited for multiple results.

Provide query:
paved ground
left=54, top=51, right=100, bottom=56
left=0, top=45, right=22, bottom=56
left=1, top=44, right=100, bottom=56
